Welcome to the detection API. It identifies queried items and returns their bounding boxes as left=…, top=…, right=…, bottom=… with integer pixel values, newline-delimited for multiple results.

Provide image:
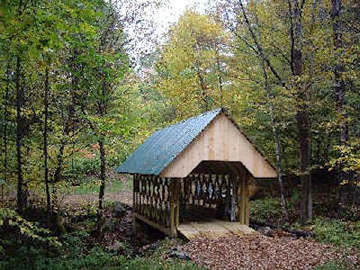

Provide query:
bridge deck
left=177, top=219, right=256, bottom=240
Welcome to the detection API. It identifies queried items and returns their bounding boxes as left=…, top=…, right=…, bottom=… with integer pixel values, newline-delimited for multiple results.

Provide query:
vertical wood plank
left=169, top=180, right=177, bottom=237
left=245, top=173, right=250, bottom=226
left=239, top=169, right=248, bottom=225
left=175, top=180, right=180, bottom=228
left=133, top=174, right=136, bottom=210
left=133, top=174, right=137, bottom=234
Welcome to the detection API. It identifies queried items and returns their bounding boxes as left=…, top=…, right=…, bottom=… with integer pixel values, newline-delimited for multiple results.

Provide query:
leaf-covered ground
left=183, top=234, right=360, bottom=270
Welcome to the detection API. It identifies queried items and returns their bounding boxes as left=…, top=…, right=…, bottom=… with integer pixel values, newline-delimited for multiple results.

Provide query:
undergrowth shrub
left=250, top=197, right=283, bottom=224
left=313, top=217, right=360, bottom=250
left=0, top=208, right=61, bottom=252
left=0, top=208, right=61, bottom=270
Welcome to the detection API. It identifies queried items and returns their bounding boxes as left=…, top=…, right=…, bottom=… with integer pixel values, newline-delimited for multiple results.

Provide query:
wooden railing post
left=169, top=179, right=180, bottom=237
left=244, top=173, right=250, bottom=225
left=133, top=174, right=138, bottom=233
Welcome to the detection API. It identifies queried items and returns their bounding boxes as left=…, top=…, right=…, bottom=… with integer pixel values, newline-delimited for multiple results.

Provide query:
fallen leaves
left=183, top=234, right=360, bottom=270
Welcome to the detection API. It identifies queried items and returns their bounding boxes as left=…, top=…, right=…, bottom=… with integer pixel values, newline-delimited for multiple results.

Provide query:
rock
left=114, top=201, right=127, bottom=218
left=168, top=250, right=190, bottom=260
left=258, top=226, right=272, bottom=236
left=141, top=241, right=160, bottom=253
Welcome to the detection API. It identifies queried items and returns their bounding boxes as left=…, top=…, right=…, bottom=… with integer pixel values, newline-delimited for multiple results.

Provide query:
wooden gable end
left=160, top=112, right=277, bottom=178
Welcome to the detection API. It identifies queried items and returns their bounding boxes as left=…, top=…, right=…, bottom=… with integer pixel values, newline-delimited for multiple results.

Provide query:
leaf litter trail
left=183, top=234, right=360, bottom=270
left=62, top=190, right=133, bottom=207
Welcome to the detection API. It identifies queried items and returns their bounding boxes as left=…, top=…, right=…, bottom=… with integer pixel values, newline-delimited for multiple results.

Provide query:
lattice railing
left=180, top=174, right=239, bottom=221
left=134, top=173, right=242, bottom=231
left=133, top=174, right=171, bottom=228
left=181, top=174, right=236, bottom=207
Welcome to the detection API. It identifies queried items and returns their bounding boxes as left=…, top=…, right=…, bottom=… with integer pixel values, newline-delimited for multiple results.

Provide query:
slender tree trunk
left=331, top=0, right=348, bottom=200
left=15, top=56, right=27, bottom=213
left=52, top=103, right=71, bottom=210
left=98, top=138, right=106, bottom=210
left=2, top=64, right=10, bottom=201
left=53, top=142, right=65, bottom=184
left=331, top=0, right=347, bottom=145
left=44, top=67, right=51, bottom=213
left=261, top=60, right=289, bottom=221
left=195, top=62, right=209, bottom=112
left=238, top=0, right=285, bottom=88
left=96, top=137, right=107, bottom=236
left=216, top=51, right=224, bottom=107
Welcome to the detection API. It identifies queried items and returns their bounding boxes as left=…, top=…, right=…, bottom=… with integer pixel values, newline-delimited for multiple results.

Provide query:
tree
left=156, top=11, right=232, bottom=119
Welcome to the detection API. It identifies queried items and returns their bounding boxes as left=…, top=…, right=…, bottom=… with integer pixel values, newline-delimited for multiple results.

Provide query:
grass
left=70, top=176, right=132, bottom=195
left=315, top=261, right=351, bottom=270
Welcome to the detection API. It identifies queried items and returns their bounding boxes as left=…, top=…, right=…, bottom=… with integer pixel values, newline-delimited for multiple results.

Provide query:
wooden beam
left=134, top=212, right=171, bottom=236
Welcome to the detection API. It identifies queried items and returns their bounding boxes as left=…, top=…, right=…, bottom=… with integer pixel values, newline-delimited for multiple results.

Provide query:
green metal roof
left=116, top=108, right=222, bottom=176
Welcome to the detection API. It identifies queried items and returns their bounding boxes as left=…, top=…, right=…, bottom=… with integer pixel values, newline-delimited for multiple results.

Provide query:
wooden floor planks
left=177, top=219, right=257, bottom=240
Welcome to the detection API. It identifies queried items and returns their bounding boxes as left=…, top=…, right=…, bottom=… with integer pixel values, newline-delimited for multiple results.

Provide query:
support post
left=244, top=173, right=250, bottom=225
left=175, top=180, right=181, bottom=228
left=132, top=174, right=137, bottom=234
left=239, top=170, right=250, bottom=225
left=169, top=180, right=179, bottom=237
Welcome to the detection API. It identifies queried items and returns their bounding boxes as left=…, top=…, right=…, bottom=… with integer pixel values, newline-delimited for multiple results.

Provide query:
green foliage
left=250, top=197, right=284, bottom=225
left=328, top=139, right=360, bottom=186
left=156, top=10, right=232, bottom=119
left=0, top=230, right=197, bottom=270
left=313, top=218, right=360, bottom=250
left=315, top=261, right=350, bottom=270
left=1, top=245, right=123, bottom=270
left=67, top=157, right=101, bottom=178
left=69, top=177, right=128, bottom=195
left=0, top=208, right=61, bottom=251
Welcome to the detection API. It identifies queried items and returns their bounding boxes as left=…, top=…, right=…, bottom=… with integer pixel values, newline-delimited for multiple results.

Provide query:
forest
left=0, top=0, right=359, bottom=269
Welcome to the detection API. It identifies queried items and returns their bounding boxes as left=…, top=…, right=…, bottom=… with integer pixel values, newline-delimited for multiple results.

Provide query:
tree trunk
left=53, top=141, right=65, bottom=184
left=331, top=0, right=347, bottom=145
left=44, top=67, right=51, bottom=213
left=297, top=109, right=312, bottom=223
left=15, top=56, right=27, bottom=213
left=96, top=137, right=106, bottom=236
left=331, top=0, right=348, bottom=196
left=195, top=61, right=209, bottom=112
left=290, top=0, right=312, bottom=224
left=98, top=138, right=106, bottom=210
left=216, top=51, right=224, bottom=107
left=2, top=64, right=10, bottom=201
left=261, top=60, right=289, bottom=221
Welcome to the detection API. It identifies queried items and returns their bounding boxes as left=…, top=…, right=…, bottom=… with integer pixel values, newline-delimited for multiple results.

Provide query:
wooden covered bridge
left=116, top=108, right=277, bottom=238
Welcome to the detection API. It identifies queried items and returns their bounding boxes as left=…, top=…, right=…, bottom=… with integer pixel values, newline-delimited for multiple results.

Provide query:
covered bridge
left=116, top=108, right=277, bottom=238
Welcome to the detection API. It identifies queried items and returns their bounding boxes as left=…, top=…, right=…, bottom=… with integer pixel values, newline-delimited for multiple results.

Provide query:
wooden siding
left=160, top=113, right=277, bottom=179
